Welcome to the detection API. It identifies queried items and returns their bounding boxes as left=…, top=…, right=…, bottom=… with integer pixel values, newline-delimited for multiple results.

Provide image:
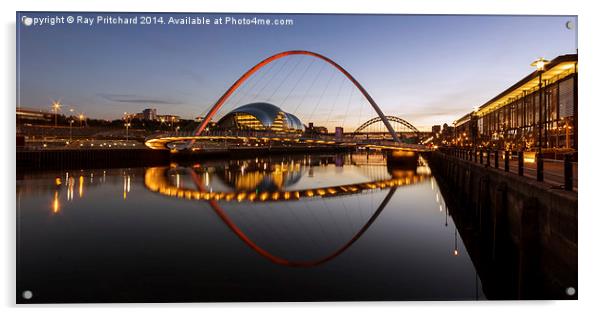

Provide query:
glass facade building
left=216, top=102, right=304, bottom=133
left=453, top=54, right=577, bottom=151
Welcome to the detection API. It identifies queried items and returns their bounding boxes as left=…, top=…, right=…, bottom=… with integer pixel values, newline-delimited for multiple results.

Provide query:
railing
left=147, top=130, right=427, bottom=150
left=439, top=147, right=577, bottom=192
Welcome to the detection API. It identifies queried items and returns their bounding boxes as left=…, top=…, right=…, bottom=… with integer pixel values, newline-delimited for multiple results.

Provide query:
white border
left=3, top=0, right=601, bottom=315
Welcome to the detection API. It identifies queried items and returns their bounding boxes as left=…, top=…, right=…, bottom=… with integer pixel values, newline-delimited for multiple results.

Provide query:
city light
left=51, top=101, right=62, bottom=127
left=531, top=57, right=549, bottom=71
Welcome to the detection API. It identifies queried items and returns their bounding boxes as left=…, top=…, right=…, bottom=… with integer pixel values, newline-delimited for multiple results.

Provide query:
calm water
left=16, top=153, right=485, bottom=302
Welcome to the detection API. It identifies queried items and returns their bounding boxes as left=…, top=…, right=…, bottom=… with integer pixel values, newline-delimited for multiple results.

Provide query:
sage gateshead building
left=453, top=54, right=577, bottom=151
left=216, top=102, right=304, bottom=133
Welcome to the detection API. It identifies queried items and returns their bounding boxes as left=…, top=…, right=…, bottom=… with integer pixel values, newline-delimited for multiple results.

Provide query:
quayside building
left=453, top=54, right=577, bottom=152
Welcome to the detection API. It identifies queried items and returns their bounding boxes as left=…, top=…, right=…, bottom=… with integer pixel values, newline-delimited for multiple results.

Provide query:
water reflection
left=123, top=174, right=131, bottom=200
left=141, top=154, right=432, bottom=266
left=52, top=191, right=59, bottom=214
left=17, top=152, right=484, bottom=302
left=144, top=165, right=427, bottom=202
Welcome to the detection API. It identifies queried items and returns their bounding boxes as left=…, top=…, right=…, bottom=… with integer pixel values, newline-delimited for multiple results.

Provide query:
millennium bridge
left=144, top=50, right=430, bottom=153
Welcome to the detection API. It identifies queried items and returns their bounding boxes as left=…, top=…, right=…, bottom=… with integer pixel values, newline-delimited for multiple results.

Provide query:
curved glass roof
left=218, top=102, right=304, bottom=131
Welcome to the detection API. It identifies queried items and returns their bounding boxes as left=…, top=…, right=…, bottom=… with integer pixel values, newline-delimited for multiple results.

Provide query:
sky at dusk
left=17, top=13, right=577, bottom=131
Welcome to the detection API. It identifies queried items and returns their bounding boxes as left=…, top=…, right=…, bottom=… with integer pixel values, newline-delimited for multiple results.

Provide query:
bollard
left=479, top=149, right=483, bottom=164
left=564, top=153, right=573, bottom=191
left=494, top=150, right=499, bottom=169
left=504, top=151, right=510, bottom=172
left=536, top=152, right=544, bottom=182
left=486, top=149, right=490, bottom=167
left=518, top=151, right=524, bottom=176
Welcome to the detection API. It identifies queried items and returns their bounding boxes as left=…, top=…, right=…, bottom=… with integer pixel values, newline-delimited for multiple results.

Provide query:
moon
left=566, top=21, right=574, bottom=30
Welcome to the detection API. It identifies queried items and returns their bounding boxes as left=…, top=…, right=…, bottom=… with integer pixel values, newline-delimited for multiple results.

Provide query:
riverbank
left=427, top=151, right=577, bottom=299
left=16, top=146, right=355, bottom=171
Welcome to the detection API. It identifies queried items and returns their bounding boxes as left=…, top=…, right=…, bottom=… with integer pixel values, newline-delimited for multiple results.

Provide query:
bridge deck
left=144, top=131, right=431, bottom=152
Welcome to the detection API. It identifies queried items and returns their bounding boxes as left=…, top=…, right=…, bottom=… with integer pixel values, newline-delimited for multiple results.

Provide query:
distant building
left=125, top=113, right=144, bottom=120
left=142, top=108, right=157, bottom=121
left=16, top=107, right=54, bottom=123
left=453, top=114, right=475, bottom=147
left=157, top=115, right=180, bottom=124
left=335, top=127, right=344, bottom=139
left=431, top=125, right=441, bottom=135
left=306, top=122, right=328, bottom=135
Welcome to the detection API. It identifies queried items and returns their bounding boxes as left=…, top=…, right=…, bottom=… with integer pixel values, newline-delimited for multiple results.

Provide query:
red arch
left=193, top=50, right=401, bottom=143
left=187, top=168, right=396, bottom=267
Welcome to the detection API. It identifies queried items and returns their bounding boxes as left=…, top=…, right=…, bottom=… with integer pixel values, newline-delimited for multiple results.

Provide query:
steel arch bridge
left=354, top=116, right=421, bottom=135
left=145, top=50, right=430, bottom=152
left=191, top=50, right=401, bottom=146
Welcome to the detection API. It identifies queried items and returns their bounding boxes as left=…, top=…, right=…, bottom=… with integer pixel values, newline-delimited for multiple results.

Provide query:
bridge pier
left=385, top=150, right=419, bottom=171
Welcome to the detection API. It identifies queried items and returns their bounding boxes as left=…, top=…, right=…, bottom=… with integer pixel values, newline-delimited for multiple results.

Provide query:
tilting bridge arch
left=191, top=50, right=402, bottom=146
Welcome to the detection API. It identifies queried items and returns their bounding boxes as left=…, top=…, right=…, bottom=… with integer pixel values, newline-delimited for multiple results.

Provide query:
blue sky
left=17, top=13, right=576, bottom=130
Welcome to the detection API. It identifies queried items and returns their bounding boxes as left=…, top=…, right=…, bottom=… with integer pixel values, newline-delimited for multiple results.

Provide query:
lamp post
left=52, top=101, right=61, bottom=127
left=531, top=57, right=549, bottom=153
left=79, top=114, right=85, bottom=127
left=123, top=112, right=131, bottom=141
left=68, top=109, right=75, bottom=140
left=69, top=119, right=74, bottom=142
left=125, top=123, right=131, bottom=141
left=531, top=57, right=548, bottom=182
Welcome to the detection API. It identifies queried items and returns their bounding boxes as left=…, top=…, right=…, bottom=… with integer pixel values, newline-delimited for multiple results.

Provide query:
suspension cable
left=307, top=67, right=336, bottom=125
left=292, top=61, right=326, bottom=118
left=251, top=57, right=290, bottom=103
left=267, top=55, right=303, bottom=103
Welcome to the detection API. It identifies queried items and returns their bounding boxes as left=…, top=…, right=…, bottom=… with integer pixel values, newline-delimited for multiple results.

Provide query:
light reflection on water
left=16, top=152, right=485, bottom=302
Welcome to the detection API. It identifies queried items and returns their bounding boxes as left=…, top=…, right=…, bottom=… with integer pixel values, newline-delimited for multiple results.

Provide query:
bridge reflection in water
left=143, top=153, right=430, bottom=267
left=17, top=152, right=487, bottom=302
left=144, top=164, right=427, bottom=203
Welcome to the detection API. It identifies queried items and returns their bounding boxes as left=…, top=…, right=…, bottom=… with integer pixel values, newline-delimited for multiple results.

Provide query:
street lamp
left=123, top=112, right=131, bottom=142
left=68, top=109, right=75, bottom=138
left=52, top=101, right=61, bottom=127
left=531, top=57, right=549, bottom=153
left=69, top=119, right=74, bottom=142
left=125, top=122, right=131, bottom=141
left=79, top=114, right=85, bottom=127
